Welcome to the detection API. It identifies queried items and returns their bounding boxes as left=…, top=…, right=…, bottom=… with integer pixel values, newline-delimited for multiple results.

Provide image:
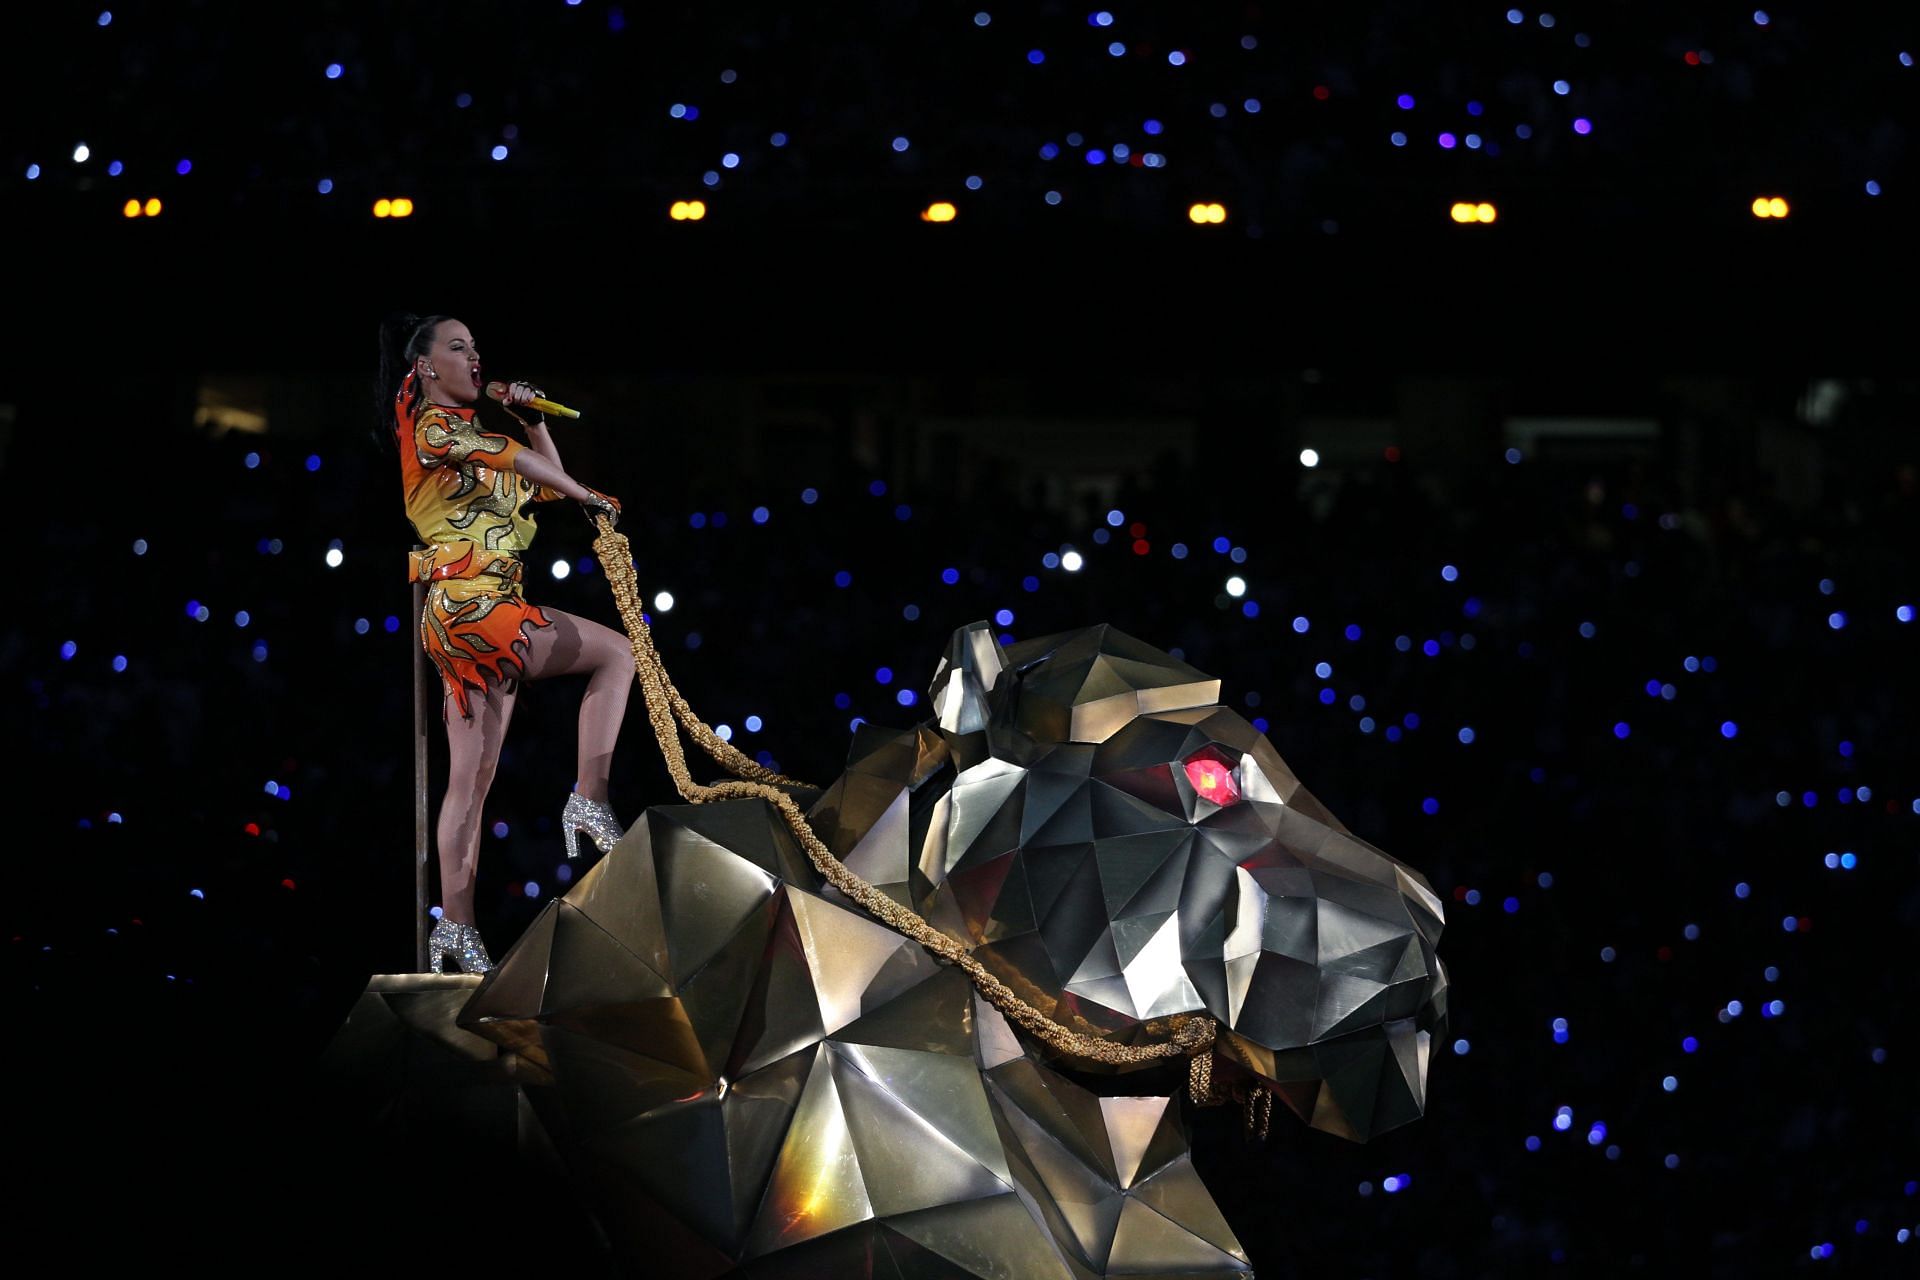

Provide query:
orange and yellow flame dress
left=396, top=371, right=565, bottom=718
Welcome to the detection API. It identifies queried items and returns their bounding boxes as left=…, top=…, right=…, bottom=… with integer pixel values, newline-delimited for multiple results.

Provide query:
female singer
left=376, top=312, right=634, bottom=973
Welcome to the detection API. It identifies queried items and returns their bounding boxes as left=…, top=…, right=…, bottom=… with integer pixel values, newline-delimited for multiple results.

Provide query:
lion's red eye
left=1183, top=756, right=1241, bottom=805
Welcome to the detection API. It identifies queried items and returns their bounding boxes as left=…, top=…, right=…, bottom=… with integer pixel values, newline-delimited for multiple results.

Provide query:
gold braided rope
left=591, top=517, right=1219, bottom=1072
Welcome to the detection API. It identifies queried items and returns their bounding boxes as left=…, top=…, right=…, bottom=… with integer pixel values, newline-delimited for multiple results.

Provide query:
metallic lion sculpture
left=458, top=622, right=1448, bottom=1278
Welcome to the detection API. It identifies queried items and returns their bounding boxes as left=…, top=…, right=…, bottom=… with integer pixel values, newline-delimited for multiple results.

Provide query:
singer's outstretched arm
left=522, top=418, right=564, bottom=473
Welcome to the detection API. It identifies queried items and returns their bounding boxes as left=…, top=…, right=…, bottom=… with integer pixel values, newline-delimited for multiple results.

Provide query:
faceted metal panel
left=810, top=621, right=1448, bottom=1141
left=446, top=620, right=1441, bottom=1276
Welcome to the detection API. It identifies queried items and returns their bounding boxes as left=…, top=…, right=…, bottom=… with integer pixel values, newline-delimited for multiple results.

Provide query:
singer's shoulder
left=413, top=402, right=478, bottom=428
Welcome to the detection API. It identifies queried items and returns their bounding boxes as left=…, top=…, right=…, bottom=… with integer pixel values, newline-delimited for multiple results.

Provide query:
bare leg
left=517, top=606, right=635, bottom=803
left=437, top=681, right=518, bottom=924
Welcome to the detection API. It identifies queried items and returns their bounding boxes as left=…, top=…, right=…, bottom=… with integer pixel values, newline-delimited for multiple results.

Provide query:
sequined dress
left=396, top=372, right=564, bottom=718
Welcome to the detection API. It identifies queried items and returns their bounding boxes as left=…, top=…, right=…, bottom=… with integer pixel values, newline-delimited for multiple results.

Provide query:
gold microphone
left=485, top=380, right=582, bottom=419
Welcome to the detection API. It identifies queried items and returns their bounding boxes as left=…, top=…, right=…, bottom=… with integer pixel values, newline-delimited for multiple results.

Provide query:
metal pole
left=413, top=551, right=430, bottom=972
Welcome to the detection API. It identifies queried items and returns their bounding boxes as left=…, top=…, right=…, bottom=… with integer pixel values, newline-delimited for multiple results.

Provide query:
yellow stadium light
left=670, top=200, right=708, bottom=221
left=1750, top=197, right=1769, bottom=217
left=670, top=201, right=687, bottom=219
left=391, top=197, right=414, bottom=218
left=1475, top=202, right=1497, bottom=223
left=143, top=197, right=162, bottom=216
left=1768, top=196, right=1788, bottom=218
left=1188, top=202, right=1226, bottom=224
left=1451, top=202, right=1475, bottom=223
left=123, top=198, right=142, bottom=218
left=1188, top=202, right=1210, bottom=224
left=1209, top=203, right=1226, bottom=223
left=921, top=201, right=957, bottom=223
left=373, top=198, right=392, bottom=218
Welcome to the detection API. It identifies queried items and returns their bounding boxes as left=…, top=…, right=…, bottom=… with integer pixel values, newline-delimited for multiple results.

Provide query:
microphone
left=485, top=380, right=582, bottom=419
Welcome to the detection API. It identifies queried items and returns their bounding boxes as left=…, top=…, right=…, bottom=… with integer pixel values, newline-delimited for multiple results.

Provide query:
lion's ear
left=928, top=621, right=1008, bottom=734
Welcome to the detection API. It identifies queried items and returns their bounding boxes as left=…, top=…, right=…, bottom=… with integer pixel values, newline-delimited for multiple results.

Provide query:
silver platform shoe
left=561, top=791, right=626, bottom=860
left=426, top=917, right=494, bottom=974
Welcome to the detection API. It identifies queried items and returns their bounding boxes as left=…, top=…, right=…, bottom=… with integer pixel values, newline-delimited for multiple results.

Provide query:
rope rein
left=591, top=517, right=1270, bottom=1125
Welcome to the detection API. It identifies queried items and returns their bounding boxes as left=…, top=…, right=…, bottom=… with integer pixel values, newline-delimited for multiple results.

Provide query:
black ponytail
left=373, top=312, right=451, bottom=456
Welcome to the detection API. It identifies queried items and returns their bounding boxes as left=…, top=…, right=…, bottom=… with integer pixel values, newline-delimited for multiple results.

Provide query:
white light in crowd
left=324, top=548, right=344, bottom=568
left=550, top=559, right=571, bottom=580
left=1061, top=550, right=1085, bottom=572
left=1226, top=576, right=1248, bottom=597
left=1300, top=448, right=1320, bottom=468
left=653, top=591, right=676, bottom=612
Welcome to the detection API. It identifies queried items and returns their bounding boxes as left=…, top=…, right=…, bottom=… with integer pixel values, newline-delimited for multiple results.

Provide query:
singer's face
left=419, top=320, right=484, bottom=404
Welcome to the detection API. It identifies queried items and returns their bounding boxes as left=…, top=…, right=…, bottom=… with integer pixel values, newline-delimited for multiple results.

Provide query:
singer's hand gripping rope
left=591, top=517, right=1271, bottom=1130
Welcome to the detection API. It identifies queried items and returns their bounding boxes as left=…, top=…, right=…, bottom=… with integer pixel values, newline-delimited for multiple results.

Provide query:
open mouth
left=470, top=368, right=483, bottom=388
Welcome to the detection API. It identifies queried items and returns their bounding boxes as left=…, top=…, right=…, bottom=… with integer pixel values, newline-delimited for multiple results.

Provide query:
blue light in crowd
left=894, top=504, right=912, bottom=521
left=875, top=667, right=893, bottom=684
left=1291, top=616, right=1309, bottom=633
left=896, top=689, right=917, bottom=706
left=1663, top=1075, right=1677, bottom=1092
left=1022, top=575, right=1040, bottom=592
left=752, top=506, right=769, bottom=524
left=325, top=63, right=343, bottom=79
left=868, top=479, right=887, bottom=496
left=1828, top=611, right=1847, bottom=629
left=305, top=454, right=322, bottom=472
left=745, top=715, right=763, bottom=733
left=1345, top=624, right=1362, bottom=640
left=801, top=487, right=818, bottom=504
left=1613, top=722, right=1631, bottom=739
left=1682, top=1036, right=1699, bottom=1053
left=1503, top=896, right=1519, bottom=913
left=833, top=570, right=852, bottom=588
left=1028, top=49, right=1046, bottom=65
left=1721, top=721, right=1738, bottom=738
left=176, top=158, right=192, bottom=175
left=941, top=567, right=960, bottom=585
left=1525, top=1135, right=1542, bottom=1151
left=994, top=608, right=1015, bottom=626
left=1421, top=797, right=1440, bottom=815
left=1441, top=564, right=1459, bottom=581
left=1106, top=509, right=1125, bottom=527
left=1424, top=639, right=1441, bottom=657
left=384, top=616, right=400, bottom=633
left=1735, top=881, right=1751, bottom=898
left=1319, top=688, right=1337, bottom=706
left=1243, top=601, right=1260, bottom=618
left=1837, top=739, right=1854, bottom=757
left=1458, top=726, right=1477, bottom=744
left=1453, top=1038, right=1470, bottom=1054
left=833, top=692, right=851, bottom=709
left=1397, top=93, right=1415, bottom=110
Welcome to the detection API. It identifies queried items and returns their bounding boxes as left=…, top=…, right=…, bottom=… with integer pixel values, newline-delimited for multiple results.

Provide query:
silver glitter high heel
left=426, top=917, right=493, bottom=974
left=561, top=790, right=626, bottom=860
